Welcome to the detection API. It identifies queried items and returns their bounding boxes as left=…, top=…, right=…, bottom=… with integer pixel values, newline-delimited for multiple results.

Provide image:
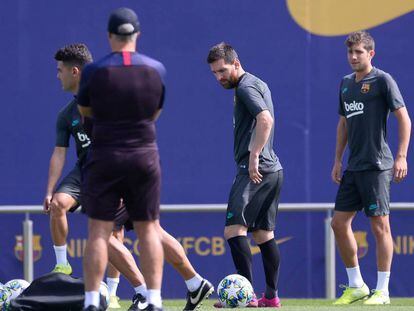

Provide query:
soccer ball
left=99, top=281, right=110, bottom=306
left=4, top=279, right=30, bottom=300
left=217, top=274, right=254, bottom=308
left=0, top=286, right=12, bottom=309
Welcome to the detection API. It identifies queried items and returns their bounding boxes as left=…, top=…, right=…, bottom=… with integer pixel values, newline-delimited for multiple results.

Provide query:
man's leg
left=371, top=215, right=393, bottom=275
left=252, top=230, right=281, bottom=307
left=83, top=218, right=113, bottom=309
left=49, top=192, right=77, bottom=273
left=108, top=234, right=148, bottom=311
left=362, top=170, right=392, bottom=305
left=134, top=220, right=164, bottom=309
left=331, top=211, right=369, bottom=304
left=331, top=211, right=359, bottom=269
left=159, top=224, right=196, bottom=280
left=106, top=228, right=123, bottom=309
left=158, top=223, right=213, bottom=310
left=363, top=215, right=392, bottom=305
left=213, top=225, right=258, bottom=308
left=224, top=225, right=252, bottom=283
left=107, top=234, right=146, bottom=287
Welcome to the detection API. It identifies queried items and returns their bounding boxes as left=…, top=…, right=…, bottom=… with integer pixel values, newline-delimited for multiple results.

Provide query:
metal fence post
left=325, top=209, right=335, bottom=299
left=23, top=212, right=33, bottom=282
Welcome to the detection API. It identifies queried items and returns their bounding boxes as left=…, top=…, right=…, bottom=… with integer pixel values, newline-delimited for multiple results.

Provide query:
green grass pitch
left=113, top=298, right=414, bottom=310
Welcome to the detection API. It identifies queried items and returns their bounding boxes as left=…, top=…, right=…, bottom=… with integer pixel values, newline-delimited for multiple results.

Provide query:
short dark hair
left=54, top=43, right=93, bottom=68
left=345, top=31, right=375, bottom=51
left=207, top=42, right=238, bottom=64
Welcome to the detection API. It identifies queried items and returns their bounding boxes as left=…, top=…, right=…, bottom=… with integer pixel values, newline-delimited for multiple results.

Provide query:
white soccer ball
left=4, top=279, right=30, bottom=300
left=217, top=274, right=254, bottom=308
left=99, top=281, right=110, bottom=307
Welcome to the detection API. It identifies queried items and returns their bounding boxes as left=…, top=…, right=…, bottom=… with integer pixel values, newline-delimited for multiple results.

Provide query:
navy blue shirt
left=78, top=51, right=166, bottom=149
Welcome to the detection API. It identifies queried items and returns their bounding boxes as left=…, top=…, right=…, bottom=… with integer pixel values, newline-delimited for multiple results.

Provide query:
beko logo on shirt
left=344, top=100, right=364, bottom=118
left=77, top=132, right=91, bottom=148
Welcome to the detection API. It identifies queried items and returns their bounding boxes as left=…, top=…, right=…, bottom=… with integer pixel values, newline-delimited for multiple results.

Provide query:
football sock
left=53, top=244, right=67, bottom=265
left=106, top=277, right=120, bottom=296
left=84, top=291, right=100, bottom=308
left=147, top=289, right=162, bottom=308
left=346, top=266, right=364, bottom=288
left=376, top=271, right=390, bottom=295
left=258, top=239, right=280, bottom=299
left=227, top=236, right=253, bottom=284
left=185, top=273, right=203, bottom=292
left=134, top=284, right=147, bottom=296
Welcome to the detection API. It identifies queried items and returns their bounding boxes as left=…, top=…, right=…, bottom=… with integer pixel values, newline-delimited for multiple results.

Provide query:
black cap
left=107, top=7, right=140, bottom=35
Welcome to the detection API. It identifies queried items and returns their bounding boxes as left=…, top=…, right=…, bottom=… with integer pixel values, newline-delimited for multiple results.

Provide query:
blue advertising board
left=0, top=211, right=413, bottom=298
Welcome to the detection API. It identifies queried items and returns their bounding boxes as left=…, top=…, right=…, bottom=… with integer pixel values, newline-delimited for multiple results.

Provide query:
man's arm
left=331, top=116, right=347, bottom=184
left=43, top=147, right=67, bottom=212
left=248, top=110, right=273, bottom=184
left=152, top=85, right=165, bottom=121
left=393, top=106, right=411, bottom=182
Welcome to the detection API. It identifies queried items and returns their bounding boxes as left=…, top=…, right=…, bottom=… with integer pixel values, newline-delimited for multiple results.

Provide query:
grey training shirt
left=234, top=72, right=282, bottom=174
left=55, top=98, right=91, bottom=164
left=339, top=67, right=405, bottom=171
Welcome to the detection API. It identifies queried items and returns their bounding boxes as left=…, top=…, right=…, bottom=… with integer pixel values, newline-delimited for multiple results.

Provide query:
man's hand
left=43, top=194, right=52, bottom=214
left=249, top=153, right=263, bottom=184
left=331, top=161, right=342, bottom=184
left=393, top=155, right=408, bottom=183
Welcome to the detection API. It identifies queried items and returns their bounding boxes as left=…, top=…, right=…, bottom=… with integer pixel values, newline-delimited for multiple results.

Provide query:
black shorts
left=55, top=164, right=131, bottom=229
left=82, top=148, right=161, bottom=222
left=335, top=169, right=393, bottom=217
left=55, top=165, right=82, bottom=212
left=113, top=203, right=134, bottom=232
left=226, top=170, right=283, bottom=231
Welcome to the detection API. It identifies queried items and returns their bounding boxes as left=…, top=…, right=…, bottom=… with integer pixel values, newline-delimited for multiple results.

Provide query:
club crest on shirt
left=361, top=83, right=370, bottom=94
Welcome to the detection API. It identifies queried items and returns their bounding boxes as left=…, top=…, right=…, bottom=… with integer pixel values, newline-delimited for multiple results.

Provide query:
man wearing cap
left=78, top=7, right=165, bottom=311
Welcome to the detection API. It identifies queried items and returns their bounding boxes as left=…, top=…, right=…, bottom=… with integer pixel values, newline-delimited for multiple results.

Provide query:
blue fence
left=0, top=205, right=413, bottom=299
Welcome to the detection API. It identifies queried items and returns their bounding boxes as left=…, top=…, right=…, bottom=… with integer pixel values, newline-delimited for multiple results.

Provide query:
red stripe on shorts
left=122, top=51, right=131, bottom=66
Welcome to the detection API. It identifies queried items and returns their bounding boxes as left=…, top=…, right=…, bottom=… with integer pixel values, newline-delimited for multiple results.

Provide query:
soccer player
left=207, top=43, right=283, bottom=308
left=78, top=8, right=165, bottom=311
left=44, top=43, right=144, bottom=308
left=331, top=31, right=411, bottom=305
left=43, top=43, right=93, bottom=275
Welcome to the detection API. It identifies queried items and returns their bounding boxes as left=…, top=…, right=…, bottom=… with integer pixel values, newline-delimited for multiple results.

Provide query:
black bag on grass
left=9, top=272, right=107, bottom=311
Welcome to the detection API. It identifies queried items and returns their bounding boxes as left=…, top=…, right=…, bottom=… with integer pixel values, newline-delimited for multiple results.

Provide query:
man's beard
left=221, top=79, right=237, bottom=89
left=352, top=63, right=367, bottom=72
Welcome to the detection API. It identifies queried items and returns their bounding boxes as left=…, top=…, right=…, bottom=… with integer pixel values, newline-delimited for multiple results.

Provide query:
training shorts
left=226, top=170, right=283, bottom=231
left=82, top=148, right=161, bottom=222
left=55, top=164, right=131, bottom=229
left=55, top=165, right=82, bottom=212
left=335, top=169, right=393, bottom=217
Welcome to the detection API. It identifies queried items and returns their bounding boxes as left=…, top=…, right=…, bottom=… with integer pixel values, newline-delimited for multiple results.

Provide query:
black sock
left=258, top=238, right=280, bottom=299
left=227, top=236, right=253, bottom=284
